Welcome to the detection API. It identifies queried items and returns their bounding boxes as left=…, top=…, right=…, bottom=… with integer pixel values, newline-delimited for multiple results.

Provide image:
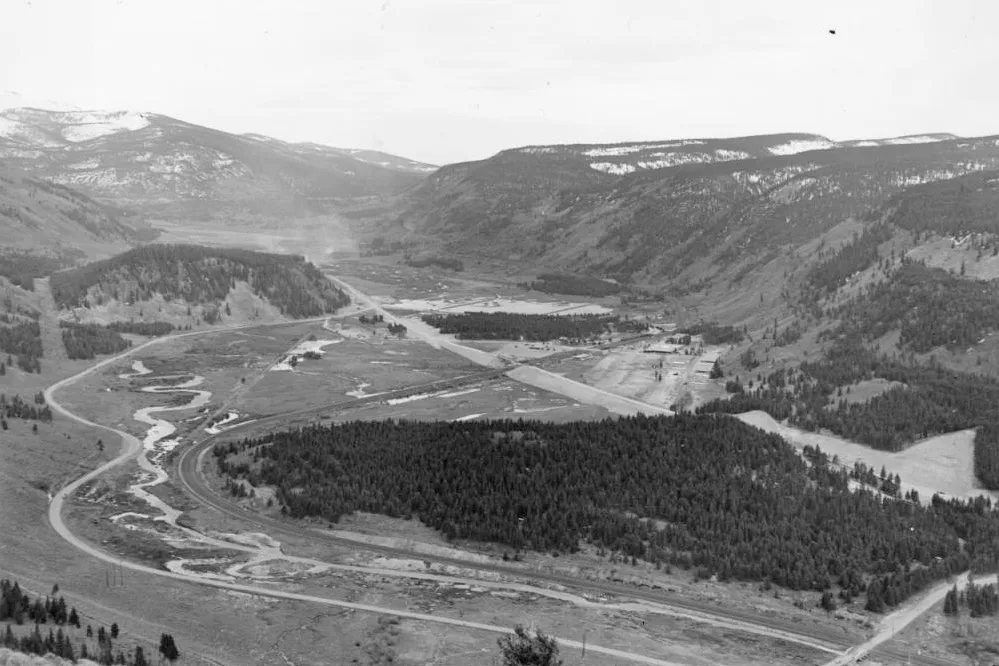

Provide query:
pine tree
left=110, top=622, right=118, bottom=639
left=133, top=645, right=148, bottom=666
left=159, top=633, right=179, bottom=662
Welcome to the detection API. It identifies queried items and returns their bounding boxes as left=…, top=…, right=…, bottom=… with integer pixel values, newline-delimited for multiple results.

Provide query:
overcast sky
left=2, top=0, right=997, bottom=165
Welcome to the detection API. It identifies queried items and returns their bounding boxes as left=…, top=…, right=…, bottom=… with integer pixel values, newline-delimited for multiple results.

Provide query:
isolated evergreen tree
left=110, top=622, right=118, bottom=639
left=497, top=626, right=562, bottom=666
left=133, top=645, right=148, bottom=666
left=159, top=633, right=179, bottom=662
left=68, top=607, right=79, bottom=627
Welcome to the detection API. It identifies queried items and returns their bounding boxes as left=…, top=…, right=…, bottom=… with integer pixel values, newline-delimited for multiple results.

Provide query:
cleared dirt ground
left=737, top=410, right=999, bottom=503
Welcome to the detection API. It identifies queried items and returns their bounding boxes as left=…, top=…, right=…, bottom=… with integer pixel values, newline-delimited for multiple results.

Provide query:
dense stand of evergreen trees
left=0, top=253, right=69, bottom=291
left=1, top=578, right=171, bottom=665
left=804, top=224, right=894, bottom=297
left=679, top=321, right=744, bottom=345
left=0, top=319, right=43, bottom=373
left=60, top=321, right=132, bottom=360
left=824, top=259, right=999, bottom=353
left=886, top=169, right=999, bottom=236
left=214, top=414, right=999, bottom=608
left=526, top=273, right=620, bottom=297
left=49, top=244, right=349, bottom=318
left=943, top=579, right=999, bottom=617
left=105, top=321, right=175, bottom=336
left=421, top=312, right=619, bottom=342
left=699, top=338, right=999, bottom=488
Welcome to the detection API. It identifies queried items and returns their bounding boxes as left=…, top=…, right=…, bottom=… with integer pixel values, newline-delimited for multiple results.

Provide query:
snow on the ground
left=714, top=149, right=752, bottom=160
left=205, top=412, right=240, bottom=434
left=767, top=138, right=838, bottom=155
left=270, top=338, right=342, bottom=371
left=164, top=558, right=236, bottom=581
left=118, top=360, right=151, bottom=379
left=853, top=140, right=880, bottom=147
left=383, top=297, right=612, bottom=315
left=453, top=413, right=486, bottom=422
left=581, top=140, right=705, bottom=157
left=589, top=161, right=637, bottom=175
left=884, top=135, right=948, bottom=145
left=58, top=111, right=150, bottom=142
left=109, top=511, right=151, bottom=523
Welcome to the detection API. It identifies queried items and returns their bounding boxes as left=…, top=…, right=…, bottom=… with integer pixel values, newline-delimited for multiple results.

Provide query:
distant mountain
left=240, top=134, right=436, bottom=175
left=382, top=132, right=999, bottom=290
left=0, top=104, right=430, bottom=217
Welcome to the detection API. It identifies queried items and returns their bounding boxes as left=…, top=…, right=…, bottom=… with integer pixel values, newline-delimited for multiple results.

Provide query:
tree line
left=105, top=321, right=175, bottom=336
left=0, top=319, right=42, bottom=373
left=213, top=413, right=999, bottom=605
left=679, top=321, right=745, bottom=345
left=421, top=312, right=620, bottom=342
left=822, top=258, right=999, bottom=353
left=702, top=329, right=999, bottom=489
left=49, top=244, right=349, bottom=318
left=60, top=321, right=132, bottom=360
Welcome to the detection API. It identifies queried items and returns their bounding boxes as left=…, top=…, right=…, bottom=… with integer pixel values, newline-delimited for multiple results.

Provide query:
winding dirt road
left=40, top=284, right=966, bottom=666
left=41, top=323, right=698, bottom=666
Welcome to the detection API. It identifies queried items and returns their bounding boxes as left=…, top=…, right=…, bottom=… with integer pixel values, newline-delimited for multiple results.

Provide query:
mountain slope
left=0, top=166, right=158, bottom=287
left=385, top=132, right=999, bottom=290
left=0, top=107, right=429, bottom=216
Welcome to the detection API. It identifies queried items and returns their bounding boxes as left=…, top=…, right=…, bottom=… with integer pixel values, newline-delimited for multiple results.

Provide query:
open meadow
left=737, top=410, right=999, bottom=503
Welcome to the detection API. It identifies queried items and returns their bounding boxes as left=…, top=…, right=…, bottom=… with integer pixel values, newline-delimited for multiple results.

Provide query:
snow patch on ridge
left=59, top=111, right=150, bottom=142
left=768, top=138, right=838, bottom=156
left=589, top=162, right=637, bottom=175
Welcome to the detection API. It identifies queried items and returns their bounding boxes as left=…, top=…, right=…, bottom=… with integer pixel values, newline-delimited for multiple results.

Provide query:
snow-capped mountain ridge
left=0, top=103, right=430, bottom=210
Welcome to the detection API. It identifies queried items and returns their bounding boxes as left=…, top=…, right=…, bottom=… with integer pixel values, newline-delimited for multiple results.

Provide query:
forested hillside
left=420, top=312, right=625, bottom=342
left=381, top=133, right=999, bottom=290
left=215, top=414, right=999, bottom=612
left=0, top=168, right=154, bottom=276
left=49, top=244, right=349, bottom=318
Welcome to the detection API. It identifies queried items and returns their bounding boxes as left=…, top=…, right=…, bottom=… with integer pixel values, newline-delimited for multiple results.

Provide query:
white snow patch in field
left=767, top=138, right=838, bottom=155
left=437, top=388, right=480, bottom=399
left=270, top=338, right=342, bottom=371
left=60, top=111, right=150, bottom=142
left=383, top=297, right=612, bottom=315
left=714, top=149, right=752, bottom=160
left=119, top=360, right=152, bottom=379
left=205, top=412, right=240, bottom=434
left=453, top=413, right=486, bottom=422
left=853, top=140, right=880, bottom=147
left=589, top=161, right=636, bottom=175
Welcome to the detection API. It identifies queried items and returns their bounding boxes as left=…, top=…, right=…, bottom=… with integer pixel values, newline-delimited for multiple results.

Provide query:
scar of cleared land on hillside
left=737, top=410, right=998, bottom=502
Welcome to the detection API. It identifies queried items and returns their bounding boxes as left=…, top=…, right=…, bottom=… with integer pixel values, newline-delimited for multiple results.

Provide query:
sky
left=1, top=0, right=997, bottom=165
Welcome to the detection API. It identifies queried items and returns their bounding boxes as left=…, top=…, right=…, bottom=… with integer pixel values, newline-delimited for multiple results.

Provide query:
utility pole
left=581, top=630, right=587, bottom=660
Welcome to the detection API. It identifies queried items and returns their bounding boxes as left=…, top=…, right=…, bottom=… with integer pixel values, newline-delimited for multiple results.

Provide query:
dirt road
left=41, top=323, right=703, bottom=665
